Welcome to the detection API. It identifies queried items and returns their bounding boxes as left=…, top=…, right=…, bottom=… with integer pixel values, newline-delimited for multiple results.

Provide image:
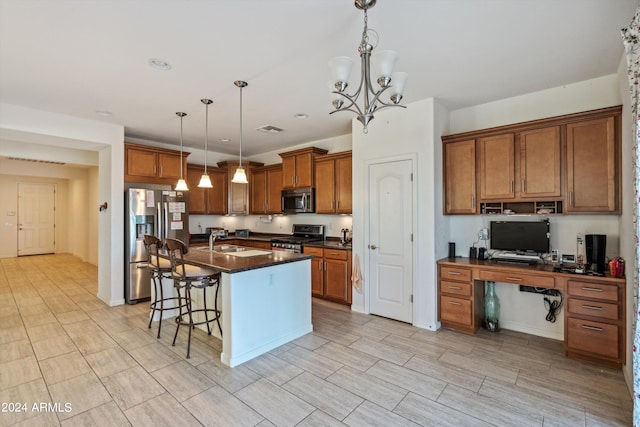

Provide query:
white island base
left=153, top=258, right=312, bottom=367
left=221, top=259, right=312, bottom=367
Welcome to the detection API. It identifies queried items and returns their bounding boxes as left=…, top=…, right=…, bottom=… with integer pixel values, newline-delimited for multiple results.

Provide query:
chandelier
left=231, top=80, right=249, bottom=184
left=328, top=0, right=407, bottom=133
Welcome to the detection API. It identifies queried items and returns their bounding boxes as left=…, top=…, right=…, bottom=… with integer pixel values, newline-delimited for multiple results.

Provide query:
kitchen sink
left=193, top=245, right=247, bottom=253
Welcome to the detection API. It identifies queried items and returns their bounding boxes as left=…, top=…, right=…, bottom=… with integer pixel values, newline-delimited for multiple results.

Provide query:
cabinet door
left=228, top=168, right=249, bottom=215
left=186, top=166, right=207, bottom=214
left=251, top=171, right=267, bottom=214
left=208, top=170, right=228, bottom=214
left=566, top=117, right=617, bottom=213
left=157, top=153, right=183, bottom=180
left=444, top=140, right=476, bottom=214
left=478, top=134, right=515, bottom=200
left=315, top=160, right=335, bottom=213
left=519, top=126, right=561, bottom=198
left=126, top=148, right=157, bottom=178
left=324, top=258, right=349, bottom=302
left=282, top=156, right=296, bottom=189
left=310, top=257, right=324, bottom=297
left=335, top=156, right=352, bottom=214
left=266, top=167, right=283, bottom=214
left=295, top=152, right=313, bottom=187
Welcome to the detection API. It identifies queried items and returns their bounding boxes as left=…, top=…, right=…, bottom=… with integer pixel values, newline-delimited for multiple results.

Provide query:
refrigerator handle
left=156, top=201, right=163, bottom=241
left=163, top=202, right=169, bottom=241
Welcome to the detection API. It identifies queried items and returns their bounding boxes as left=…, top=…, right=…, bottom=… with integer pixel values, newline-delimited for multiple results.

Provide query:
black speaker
left=448, top=242, right=456, bottom=258
left=585, top=234, right=606, bottom=272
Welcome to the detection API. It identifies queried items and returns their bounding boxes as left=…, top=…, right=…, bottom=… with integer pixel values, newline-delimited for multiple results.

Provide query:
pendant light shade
left=175, top=112, right=189, bottom=191
left=198, top=98, right=214, bottom=188
left=232, top=80, right=249, bottom=184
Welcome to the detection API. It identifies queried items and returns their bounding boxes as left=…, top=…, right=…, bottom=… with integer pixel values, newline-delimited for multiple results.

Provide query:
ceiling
left=0, top=0, right=637, bottom=157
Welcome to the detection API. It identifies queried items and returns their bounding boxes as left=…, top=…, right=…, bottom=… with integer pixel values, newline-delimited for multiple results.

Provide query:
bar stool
left=143, top=235, right=185, bottom=339
left=165, top=238, right=222, bottom=359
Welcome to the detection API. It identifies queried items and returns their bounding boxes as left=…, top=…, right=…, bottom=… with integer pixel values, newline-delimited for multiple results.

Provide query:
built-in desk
left=437, top=257, right=626, bottom=368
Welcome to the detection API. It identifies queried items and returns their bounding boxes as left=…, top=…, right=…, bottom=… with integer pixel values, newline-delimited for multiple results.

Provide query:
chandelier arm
left=329, top=107, right=364, bottom=116
left=331, top=91, right=364, bottom=116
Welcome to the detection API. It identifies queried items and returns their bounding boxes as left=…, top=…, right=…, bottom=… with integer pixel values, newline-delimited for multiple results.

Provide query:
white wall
left=617, top=55, right=635, bottom=392
left=352, top=98, right=441, bottom=330
left=446, top=74, right=623, bottom=340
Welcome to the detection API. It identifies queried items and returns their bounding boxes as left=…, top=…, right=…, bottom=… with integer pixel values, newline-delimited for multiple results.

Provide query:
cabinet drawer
left=440, top=295, right=472, bottom=326
left=567, top=280, right=618, bottom=302
left=303, top=247, right=323, bottom=257
left=478, top=270, right=554, bottom=288
left=440, top=267, right=471, bottom=282
left=324, top=249, right=348, bottom=260
left=567, top=299, right=618, bottom=320
left=567, top=317, right=619, bottom=359
left=441, top=280, right=472, bottom=297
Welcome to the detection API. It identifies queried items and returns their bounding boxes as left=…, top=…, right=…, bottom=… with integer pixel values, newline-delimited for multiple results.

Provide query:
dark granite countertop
left=180, top=245, right=312, bottom=274
left=303, top=240, right=352, bottom=250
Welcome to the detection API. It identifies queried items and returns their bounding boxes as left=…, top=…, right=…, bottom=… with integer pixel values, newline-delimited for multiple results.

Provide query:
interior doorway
left=18, top=182, right=56, bottom=256
left=367, top=159, right=414, bottom=323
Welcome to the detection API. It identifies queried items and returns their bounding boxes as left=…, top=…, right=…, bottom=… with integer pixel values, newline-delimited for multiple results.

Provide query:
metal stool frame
left=143, top=235, right=186, bottom=339
left=165, top=238, right=222, bottom=359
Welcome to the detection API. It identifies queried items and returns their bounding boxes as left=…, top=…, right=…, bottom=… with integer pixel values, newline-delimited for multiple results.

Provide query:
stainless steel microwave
left=282, top=188, right=315, bottom=214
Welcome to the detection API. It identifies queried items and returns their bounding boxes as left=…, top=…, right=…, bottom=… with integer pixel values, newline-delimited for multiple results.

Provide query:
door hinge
left=410, top=234, right=413, bottom=242
left=410, top=294, right=414, bottom=303
left=410, top=173, right=413, bottom=182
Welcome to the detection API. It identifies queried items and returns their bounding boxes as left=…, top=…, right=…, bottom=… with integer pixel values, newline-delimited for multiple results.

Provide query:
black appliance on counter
left=586, top=234, right=606, bottom=272
left=282, top=188, right=315, bottom=213
left=271, top=224, right=324, bottom=253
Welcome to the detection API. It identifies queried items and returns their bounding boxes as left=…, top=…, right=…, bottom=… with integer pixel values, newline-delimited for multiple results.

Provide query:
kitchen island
left=156, top=245, right=313, bottom=367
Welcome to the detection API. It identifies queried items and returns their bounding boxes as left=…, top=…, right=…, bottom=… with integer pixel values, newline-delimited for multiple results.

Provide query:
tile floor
left=0, top=254, right=632, bottom=426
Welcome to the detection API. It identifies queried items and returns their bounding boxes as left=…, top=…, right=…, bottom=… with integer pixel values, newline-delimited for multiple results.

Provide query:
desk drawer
left=567, top=280, right=618, bottom=302
left=440, top=295, right=472, bottom=326
left=567, top=299, right=618, bottom=320
left=440, top=266, right=471, bottom=282
left=567, top=317, right=619, bottom=359
left=478, top=270, right=554, bottom=288
left=441, top=280, right=472, bottom=297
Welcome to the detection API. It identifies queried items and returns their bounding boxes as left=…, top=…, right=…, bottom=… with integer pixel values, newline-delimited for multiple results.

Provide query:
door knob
left=368, top=244, right=377, bottom=250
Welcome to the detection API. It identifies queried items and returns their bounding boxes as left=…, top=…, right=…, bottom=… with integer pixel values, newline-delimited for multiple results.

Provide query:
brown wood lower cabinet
left=303, top=246, right=352, bottom=305
left=437, top=258, right=626, bottom=368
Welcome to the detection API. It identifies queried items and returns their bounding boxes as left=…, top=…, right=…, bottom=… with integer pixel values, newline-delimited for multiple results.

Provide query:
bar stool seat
left=165, top=238, right=222, bottom=359
left=143, top=235, right=186, bottom=339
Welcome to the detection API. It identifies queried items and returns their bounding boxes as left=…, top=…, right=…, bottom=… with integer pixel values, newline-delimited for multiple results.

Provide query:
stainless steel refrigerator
left=124, top=188, right=189, bottom=304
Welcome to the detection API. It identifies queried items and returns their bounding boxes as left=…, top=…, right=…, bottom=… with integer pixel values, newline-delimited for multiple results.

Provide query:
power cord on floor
left=544, top=293, right=564, bottom=323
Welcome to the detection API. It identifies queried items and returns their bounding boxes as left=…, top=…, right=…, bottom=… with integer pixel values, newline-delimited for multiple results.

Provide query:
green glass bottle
left=483, top=281, right=500, bottom=332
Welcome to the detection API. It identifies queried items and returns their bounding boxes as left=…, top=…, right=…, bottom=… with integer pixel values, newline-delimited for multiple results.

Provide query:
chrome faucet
left=209, top=233, right=216, bottom=250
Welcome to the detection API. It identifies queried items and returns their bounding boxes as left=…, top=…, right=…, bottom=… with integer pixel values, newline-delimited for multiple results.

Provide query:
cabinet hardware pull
left=580, top=325, right=603, bottom=332
left=522, top=179, right=525, bottom=193
left=153, top=164, right=157, bottom=174
left=448, top=301, right=462, bottom=306
left=447, top=285, right=462, bottom=290
left=471, top=195, right=475, bottom=208
left=581, top=305, right=603, bottom=311
left=447, top=271, right=461, bottom=275
left=337, top=200, right=340, bottom=209
left=569, top=191, right=573, bottom=206
left=581, top=287, right=603, bottom=292
left=510, top=180, right=513, bottom=193
left=505, top=277, right=522, bottom=281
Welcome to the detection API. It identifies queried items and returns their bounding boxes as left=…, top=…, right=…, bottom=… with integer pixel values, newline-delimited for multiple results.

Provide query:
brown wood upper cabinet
left=444, top=140, right=476, bottom=214
left=125, top=142, right=188, bottom=185
left=315, top=151, right=352, bottom=214
left=442, top=105, right=621, bottom=215
left=186, top=164, right=227, bottom=215
left=566, top=117, right=618, bottom=213
left=251, top=164, right=283, bottom=214
left=279, top=147, right=328, bottom=189
left=217, top=160, right=264, bottom=215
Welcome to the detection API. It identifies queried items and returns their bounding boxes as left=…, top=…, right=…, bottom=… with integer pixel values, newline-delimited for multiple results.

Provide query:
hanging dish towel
left=351, top=253, right=363, bottom=292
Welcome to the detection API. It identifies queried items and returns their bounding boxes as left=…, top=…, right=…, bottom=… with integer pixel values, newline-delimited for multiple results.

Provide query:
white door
left=368, top=159, right=414, bottom=323
left=18, top=183, right=56, bottom=256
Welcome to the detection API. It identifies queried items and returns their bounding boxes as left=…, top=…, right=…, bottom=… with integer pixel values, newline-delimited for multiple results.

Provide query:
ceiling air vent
left=7, top=157, right=66, bottom=165
left=256, top=125, right=284, bottom=134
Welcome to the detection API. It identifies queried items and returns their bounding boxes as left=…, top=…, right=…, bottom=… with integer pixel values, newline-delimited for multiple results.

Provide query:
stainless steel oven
left=282, top=188, right=315, bottom=214
left=270, top=224, right=324, bottom=254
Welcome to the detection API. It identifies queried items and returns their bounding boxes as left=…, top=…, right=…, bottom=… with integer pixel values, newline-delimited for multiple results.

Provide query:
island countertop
left=181, top=246, right=313, bottom=274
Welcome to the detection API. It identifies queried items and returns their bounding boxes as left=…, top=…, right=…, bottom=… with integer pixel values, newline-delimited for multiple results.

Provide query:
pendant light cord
left=204, top=102, right=209, bottom=173
left=239, top=85, right=243, bottom=167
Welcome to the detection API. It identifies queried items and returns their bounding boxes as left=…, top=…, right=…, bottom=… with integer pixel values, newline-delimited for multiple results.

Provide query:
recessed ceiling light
left=294, top=114, right=308, bottom=119
left=95, top=110, right=112, bottom=117
left=148, top=58, right=172, bottom=70
left=219, top=138, right=231, bottom=143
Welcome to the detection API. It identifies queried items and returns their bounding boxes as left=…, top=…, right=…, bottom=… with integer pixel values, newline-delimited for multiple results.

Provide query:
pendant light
left=175, top=112, right=189, bottom=191
left=231, top=80, right=248, bottom=184
left=198, top=98, right=213, bottom=188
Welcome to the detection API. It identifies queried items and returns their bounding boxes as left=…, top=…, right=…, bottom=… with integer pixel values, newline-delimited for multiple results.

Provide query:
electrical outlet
left=480, top=228, right=489, bottom=240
